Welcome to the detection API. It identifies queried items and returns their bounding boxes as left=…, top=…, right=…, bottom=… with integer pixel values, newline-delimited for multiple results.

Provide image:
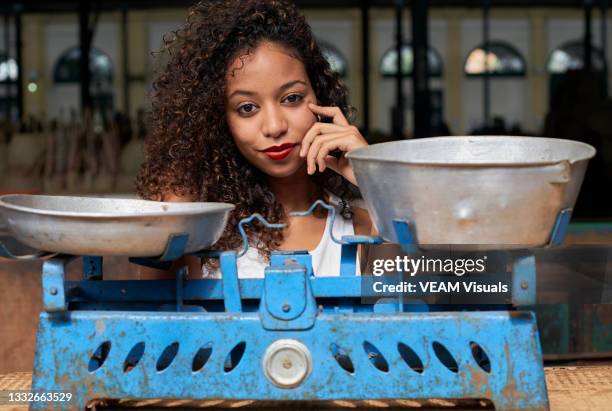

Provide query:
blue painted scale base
left=32, top=310, right=546, bottom=410
left=14, top=205, right=571, bottom=410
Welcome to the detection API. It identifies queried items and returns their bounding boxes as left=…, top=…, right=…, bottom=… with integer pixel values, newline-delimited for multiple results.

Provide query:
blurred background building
left=0, top=0, right=610, bottom=217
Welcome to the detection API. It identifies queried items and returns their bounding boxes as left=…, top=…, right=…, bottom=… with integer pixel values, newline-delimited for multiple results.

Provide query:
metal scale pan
left=0, top=195, right=234, bottom=257
left=347, top=135, right=596, bottom=249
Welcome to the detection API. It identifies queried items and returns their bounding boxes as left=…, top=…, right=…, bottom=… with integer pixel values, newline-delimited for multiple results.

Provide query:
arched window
left=0, top=54, right=18, bottom=120
left=53, top=46, right=113, bottom=84
left=547, top=40, right=606, bottom=73
left=464, top=41, right=526, bottom=77
left=379, top=43, right=443, bottom=77
left=0, top=54, right=18, bottom=83
left=319, top=41, right=348, bottom=77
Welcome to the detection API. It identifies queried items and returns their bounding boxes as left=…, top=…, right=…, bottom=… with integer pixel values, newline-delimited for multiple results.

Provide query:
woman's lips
left=262, top=143, right=297, bottom=161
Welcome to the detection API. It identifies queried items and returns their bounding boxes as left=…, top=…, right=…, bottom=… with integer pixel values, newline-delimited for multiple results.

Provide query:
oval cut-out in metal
left=88, top=341, right=111, bottom=372
left=123, top=342, right=145, bottom=373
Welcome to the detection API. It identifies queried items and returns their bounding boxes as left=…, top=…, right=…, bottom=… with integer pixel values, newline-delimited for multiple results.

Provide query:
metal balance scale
left=0, top=200, right=573, bottom=411
left=1, top=136, right=596, bottom=410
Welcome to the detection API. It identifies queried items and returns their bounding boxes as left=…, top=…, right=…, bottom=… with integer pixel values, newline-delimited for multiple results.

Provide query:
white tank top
left=201, top=193, right=360, bottom=278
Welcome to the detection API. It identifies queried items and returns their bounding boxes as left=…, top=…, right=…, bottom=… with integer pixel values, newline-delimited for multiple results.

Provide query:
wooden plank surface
left=1, top=366, right=611, bottom=410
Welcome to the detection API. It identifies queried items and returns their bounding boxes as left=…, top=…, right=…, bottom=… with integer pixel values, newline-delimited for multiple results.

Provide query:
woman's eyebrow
left=227, top=80, right=307, bottom=100
left=227, top=89, right=256, bottom=99
left=278, top=79, right=308, bottom=92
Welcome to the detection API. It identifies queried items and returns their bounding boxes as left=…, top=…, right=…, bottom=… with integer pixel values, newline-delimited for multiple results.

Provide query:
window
left=0, top=55, right=18, bottom=83
left=319, top=41, right=348, bottom=77
left=53, top=46, right=113, bottom=84
left=379, top=43, right=443, bottom=77
left=0, top=54, right=18, bottom=120
left=547, top=40, right=606, bottom=73
left=464, top=41, right=526, bottom=77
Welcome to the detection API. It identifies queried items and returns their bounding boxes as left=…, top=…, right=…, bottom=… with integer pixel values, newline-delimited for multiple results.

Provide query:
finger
left=307, top=130, right=362, bottom=161
left=306, top=132, right=345, bottom=174
left=316, top=137, right=348, bottom=172
left=323, top=154, right=341, bottom=174
left=308, top=103, right=350, bottom=126
left=306, top=133, right=346, bottom=174
left=300, top=125, right=321, bottom=158
left=299, top=123, right=347, bottom=157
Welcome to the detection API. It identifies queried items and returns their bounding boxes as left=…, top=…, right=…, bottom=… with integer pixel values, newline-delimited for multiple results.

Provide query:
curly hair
left=136, top=0, right=357, bottom=268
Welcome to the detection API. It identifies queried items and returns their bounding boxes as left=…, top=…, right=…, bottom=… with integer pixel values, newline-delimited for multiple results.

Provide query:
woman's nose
left=262, top=107, right=288, bottom=138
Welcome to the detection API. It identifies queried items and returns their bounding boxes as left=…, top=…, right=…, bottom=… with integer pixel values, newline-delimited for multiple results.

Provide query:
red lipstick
left=262, top=143, right=297, bottom=161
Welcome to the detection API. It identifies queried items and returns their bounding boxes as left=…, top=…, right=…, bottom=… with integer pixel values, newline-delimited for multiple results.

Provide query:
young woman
left=136, top=0, right=373, bottom=278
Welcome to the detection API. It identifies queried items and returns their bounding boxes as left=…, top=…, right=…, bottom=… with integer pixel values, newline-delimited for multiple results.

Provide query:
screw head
left=49, top=287, right=58, bottom=295
left=282, top=303, right=291, bottom=313
left=521, top=281, right=529, bottom=290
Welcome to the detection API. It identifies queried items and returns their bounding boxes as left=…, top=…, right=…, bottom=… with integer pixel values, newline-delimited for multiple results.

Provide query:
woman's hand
left=299, top=103, right=367, bottom=186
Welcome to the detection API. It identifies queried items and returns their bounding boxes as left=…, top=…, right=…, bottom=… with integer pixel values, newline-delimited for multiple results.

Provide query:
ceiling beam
left=2, top=0, right=597, bottom=14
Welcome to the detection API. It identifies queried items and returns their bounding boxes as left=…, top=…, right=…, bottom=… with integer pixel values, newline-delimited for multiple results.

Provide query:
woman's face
left=225, top=42, right=317, bottom=178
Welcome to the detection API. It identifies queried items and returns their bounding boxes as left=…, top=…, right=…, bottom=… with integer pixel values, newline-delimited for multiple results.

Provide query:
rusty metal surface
left=28, top=310, right=549, bottom=410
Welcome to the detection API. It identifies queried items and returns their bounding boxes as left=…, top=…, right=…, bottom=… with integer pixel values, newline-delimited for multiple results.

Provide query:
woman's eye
left=284, top=94, right=304, bottom=104
left=237, top=104, right=257, bottom=115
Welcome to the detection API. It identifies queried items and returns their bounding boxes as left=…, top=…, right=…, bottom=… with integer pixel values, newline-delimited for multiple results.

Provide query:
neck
left=267, top=168, right=322, bottom=213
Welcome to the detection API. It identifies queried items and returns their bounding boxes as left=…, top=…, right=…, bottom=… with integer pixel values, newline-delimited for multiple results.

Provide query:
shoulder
left=352, top=206, right=374, bottom=236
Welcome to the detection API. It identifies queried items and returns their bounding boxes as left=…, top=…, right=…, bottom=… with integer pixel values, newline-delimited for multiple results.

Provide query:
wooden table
left=1, top=365, right=611, bottom=410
